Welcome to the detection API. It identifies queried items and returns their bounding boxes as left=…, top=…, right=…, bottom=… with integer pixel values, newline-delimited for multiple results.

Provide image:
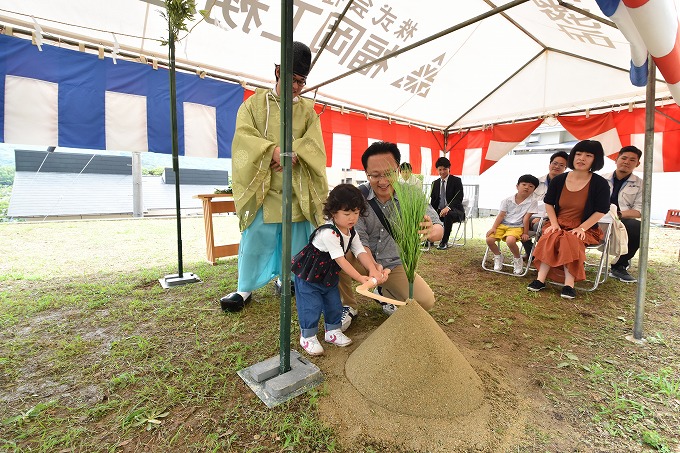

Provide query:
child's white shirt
left=499, top=194, right=538, bottom=226
left=312, top=224, right=366, bottom=260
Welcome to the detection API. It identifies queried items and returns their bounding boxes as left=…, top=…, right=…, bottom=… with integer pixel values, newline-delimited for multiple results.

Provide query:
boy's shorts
left=492, top=224, right=523, bottom=241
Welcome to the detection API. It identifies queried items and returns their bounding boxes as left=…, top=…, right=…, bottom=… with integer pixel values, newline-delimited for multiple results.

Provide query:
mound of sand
left=345, top=299, right=484, bottom=418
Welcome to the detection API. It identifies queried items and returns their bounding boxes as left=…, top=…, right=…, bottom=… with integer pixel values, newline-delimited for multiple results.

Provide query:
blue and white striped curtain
left=0, top=34, right=244, bottom=158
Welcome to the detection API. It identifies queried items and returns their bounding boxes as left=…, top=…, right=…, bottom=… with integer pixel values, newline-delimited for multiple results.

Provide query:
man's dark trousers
left=613, top=218, right=640, bottom=270
left=440, top=208, right=465, bottom=244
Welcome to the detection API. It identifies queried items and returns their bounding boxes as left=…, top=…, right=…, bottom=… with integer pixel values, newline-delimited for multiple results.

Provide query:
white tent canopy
left=1, top=0, right=675, bottom=130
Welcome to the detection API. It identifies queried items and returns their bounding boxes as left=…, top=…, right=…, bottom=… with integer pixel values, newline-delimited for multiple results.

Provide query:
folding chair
left=546, top=219, right=613, bottom=292
left=449, top=200, right=474, bottom=246
left=421, top=199, right=472, bottom=251
left=420, top=239, right=432, bottom=252
left=481, top=216, right=544, bottom=276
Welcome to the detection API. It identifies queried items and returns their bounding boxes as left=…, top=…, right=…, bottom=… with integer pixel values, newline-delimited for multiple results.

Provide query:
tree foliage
left=142, top=166, right=165, bottom=176
left=0, top=165, right=15, bottom=186
left=160, top=0, right=197, bottom=44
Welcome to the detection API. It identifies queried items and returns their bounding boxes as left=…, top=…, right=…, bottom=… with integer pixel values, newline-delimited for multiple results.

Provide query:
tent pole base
left=237, top=350, right=323, bottom=408
left=159, top=273, right=201, bottom=289
left=625, top=334, right=648, bottom=345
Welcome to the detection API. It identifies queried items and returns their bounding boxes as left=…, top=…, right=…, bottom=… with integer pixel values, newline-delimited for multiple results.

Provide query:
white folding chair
left=449, top=200, right=473, bottom=246
left=547, top=220, right=612, bottom=292
left=482, top=217, right=544, bottom=276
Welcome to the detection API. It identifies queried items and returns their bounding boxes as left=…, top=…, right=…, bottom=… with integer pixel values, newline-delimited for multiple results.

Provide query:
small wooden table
left=194, top=193, right=239, bottom=264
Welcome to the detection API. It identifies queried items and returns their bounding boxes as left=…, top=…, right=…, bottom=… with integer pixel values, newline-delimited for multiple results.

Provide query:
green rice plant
left=389, top=178, right=428, bottom=298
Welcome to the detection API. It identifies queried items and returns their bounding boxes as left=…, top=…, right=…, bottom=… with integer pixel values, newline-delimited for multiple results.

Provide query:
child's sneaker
left=381, top=303, right=397, bottom=316
left=373, top=287, right=397, bottom=316
left=493, top=254, right=503, bottom=271
left=324, top=329, right=352, bottom=347
left=300, top=335, right=324, bottom=356
left=340, top=306, right=358, bottom=332
left=512, top=256, right=524, bottom=275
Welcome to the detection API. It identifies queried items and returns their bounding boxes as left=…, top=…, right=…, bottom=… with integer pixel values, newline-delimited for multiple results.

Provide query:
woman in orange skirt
left=527, top=140, right=610, bottom=299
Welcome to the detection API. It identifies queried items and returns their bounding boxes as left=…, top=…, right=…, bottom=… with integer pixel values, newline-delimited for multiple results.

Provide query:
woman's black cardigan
left=542, top=172, right=610, bottom=229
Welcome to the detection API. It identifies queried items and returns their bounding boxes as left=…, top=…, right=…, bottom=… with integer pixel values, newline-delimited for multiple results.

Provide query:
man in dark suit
left=429, top=157, right=465, bottom=250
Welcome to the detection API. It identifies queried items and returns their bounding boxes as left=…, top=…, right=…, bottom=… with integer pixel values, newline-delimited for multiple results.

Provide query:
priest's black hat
left=293, top=41, right=311, bottom=77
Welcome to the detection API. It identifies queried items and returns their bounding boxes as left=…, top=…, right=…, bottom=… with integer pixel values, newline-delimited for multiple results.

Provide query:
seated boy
left=486, top=174, right=540, bottom=274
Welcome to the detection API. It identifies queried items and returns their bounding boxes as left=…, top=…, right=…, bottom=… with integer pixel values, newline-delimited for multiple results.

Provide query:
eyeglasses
left=550, top=162, right=566, bottom=168
left=366, top=171, right=396, bottom=181
left=275, top=65, right=306, bottom=86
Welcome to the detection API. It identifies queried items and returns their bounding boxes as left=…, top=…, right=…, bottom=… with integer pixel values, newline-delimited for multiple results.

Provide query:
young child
left=292, top=184, right=384, bottom=356
left=486, top=174, right=540, bottom=274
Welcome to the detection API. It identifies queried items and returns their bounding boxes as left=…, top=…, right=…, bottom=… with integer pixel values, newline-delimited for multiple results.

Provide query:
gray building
left=8, top=150, right=229, bottom=219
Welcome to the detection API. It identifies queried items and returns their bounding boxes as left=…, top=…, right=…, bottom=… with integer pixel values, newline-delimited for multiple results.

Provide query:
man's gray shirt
left=355, top=187, right=443, bottom=270
left=600, top=171, right=643, bottom=212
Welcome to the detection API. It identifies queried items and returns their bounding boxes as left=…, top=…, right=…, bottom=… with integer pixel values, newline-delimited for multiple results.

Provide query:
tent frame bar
left=447, top=44, right=665, bottom=130
left=309, top=0, right=353, bottom=71
left=447, top=50, right=543, bottom=130
left=0, top=16, right=275, bottom=88
left=303, top=0, right=529, bottom=94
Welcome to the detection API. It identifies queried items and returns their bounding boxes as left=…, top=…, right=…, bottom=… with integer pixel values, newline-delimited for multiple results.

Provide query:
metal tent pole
left=278, top=0, right=294, bottom=374
left=631, top=58, right=656, bottom=341
left=235, top=0, right=323, bottom=408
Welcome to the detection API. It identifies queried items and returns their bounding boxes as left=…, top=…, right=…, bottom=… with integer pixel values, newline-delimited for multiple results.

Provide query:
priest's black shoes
left=220, top=292, right=252, bottom=312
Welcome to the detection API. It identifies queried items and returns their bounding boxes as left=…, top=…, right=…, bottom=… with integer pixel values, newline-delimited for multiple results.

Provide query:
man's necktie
left=439, top=179, right=446, bottom=209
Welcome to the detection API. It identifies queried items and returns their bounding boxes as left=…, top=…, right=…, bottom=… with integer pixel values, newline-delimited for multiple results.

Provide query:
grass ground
left=1, top=216, right=679, bottom=452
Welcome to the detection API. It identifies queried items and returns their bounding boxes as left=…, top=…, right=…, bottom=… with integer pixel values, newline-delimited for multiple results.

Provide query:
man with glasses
left=522, top=150, right=569, bottom=257
left=337, top=141, right=444, bottom=330
left=220, top=41, right=328, bottom=312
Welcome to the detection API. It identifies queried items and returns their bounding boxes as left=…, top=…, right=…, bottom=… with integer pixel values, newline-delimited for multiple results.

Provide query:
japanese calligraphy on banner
left=197, top=1, right=419, bottom=44
left=534, top=0, right=615, bottom=48
left=191, top=0, right=444, bottom=97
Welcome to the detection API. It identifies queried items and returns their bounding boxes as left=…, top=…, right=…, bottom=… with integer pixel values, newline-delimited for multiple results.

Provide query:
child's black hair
left=323, top=184, right=368, bottom=220
left=517, top=174, right=540, bottom=189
